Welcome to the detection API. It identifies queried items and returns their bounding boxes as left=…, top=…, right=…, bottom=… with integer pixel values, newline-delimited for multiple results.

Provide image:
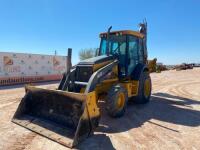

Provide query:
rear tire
left=106, top=84, right=128, bottom=117
left=131, top=71, right=152, bottom=104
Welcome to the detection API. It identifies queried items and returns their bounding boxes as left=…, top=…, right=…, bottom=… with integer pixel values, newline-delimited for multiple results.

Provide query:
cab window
left=138, top=39, right=144, bottom=63
left=128, top=35, right=139, bottom=75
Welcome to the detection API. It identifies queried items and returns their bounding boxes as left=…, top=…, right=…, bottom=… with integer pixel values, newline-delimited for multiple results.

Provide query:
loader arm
left=85, top=60, right=118, bottom=93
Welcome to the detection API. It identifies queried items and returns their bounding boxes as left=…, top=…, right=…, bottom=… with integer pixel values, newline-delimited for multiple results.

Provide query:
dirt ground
left=0, top=68, right=200, bottom=150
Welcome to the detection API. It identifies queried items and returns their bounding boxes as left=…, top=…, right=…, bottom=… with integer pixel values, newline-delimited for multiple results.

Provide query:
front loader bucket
left=12, top=86, right=93, bottom=148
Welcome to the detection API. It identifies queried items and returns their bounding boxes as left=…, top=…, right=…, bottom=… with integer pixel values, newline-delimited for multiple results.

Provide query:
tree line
left=79, top=48, right=98, bottom=60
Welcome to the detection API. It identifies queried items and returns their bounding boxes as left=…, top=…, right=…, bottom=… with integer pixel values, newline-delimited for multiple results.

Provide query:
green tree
left=79, top=48, right=97, bottom=60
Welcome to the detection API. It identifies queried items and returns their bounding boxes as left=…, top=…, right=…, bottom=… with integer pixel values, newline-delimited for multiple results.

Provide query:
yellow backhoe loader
left=12, top=21, right=152, bottom=148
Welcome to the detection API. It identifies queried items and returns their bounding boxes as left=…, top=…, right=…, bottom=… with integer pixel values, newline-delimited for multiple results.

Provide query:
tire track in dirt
left=1, top=72, right=200, bottom=149
left=0, top=98, right=20, bottom=109
left=169, top=81, right=200, bottom=99
left=0, top=82, right=59, bottom=150
left=3, top=132, right=37, bottom=150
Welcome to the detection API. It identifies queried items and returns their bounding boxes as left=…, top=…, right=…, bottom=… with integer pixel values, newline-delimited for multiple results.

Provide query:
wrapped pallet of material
left=0, top=52, right=67, bottom=86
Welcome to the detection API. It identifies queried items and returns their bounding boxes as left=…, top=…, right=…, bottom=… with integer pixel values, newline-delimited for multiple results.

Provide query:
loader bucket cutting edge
left=12, top=86, right=92, bottom=148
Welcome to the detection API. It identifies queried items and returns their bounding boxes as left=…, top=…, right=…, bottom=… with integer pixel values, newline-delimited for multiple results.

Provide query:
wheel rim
left=144, top=79, right=151, bottom=98
left=117, top=92, right=125, bottom=109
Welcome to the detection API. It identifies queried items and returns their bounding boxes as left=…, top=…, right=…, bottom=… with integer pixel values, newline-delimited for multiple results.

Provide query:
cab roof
left=100, top=30, right=144, bottom=38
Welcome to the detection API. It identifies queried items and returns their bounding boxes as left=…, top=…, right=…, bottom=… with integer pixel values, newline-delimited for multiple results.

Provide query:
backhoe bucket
left=12, top=86, right=95, bottom=148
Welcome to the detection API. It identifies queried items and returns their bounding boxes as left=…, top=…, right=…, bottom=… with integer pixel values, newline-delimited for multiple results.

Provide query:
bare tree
left=79, top=48, right=96, bottom=60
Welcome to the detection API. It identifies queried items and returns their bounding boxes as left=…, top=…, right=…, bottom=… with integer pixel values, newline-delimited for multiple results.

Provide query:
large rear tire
left=106, top=84, right=128, bottom=117
left=132, top=71, right=152, bottom=104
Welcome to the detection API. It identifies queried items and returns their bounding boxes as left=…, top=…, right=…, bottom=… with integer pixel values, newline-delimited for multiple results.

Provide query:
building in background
left=0, top=52, right=67, bottom=86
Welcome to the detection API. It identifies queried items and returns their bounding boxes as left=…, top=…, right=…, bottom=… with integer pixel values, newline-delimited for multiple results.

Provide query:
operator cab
left=99, top=30, right=147, bottom=78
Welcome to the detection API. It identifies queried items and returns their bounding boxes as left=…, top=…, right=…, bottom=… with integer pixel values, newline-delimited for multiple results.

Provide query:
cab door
left=127, top=35, right=140, bottom=75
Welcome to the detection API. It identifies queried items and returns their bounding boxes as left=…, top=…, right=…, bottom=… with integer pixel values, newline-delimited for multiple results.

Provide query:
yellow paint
left=86, top=91, right=100, bottom=118
left=121, top=80, right=139, bottom=97
left=93, top=60, right=113, bottom=72
left=91, top=79, right=139, bottom=99
left=82, top=80, right=139, bottom=119
left=117, top=92, right=125, bottom=109
left=132, top=80, right=139, bottom=96
left=144, top=79, right=150, bottom=98
left=95, top=79, right=118, bottom=94
left=102, top=78, right=118, bottom=84
left=100, top=30, right=144, bottom=38
left=112, top=65, right=118, bottom=76
left=80, top=88, right=85, bottom=93
left=93, top=65, right=119, bottom=95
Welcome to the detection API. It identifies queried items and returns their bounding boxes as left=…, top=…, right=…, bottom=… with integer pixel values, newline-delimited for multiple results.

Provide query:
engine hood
left=78, top=55, right=115, bottom=65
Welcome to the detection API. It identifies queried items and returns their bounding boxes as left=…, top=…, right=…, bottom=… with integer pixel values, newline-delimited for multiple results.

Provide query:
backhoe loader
left=12, top=21, right=152, bottom=148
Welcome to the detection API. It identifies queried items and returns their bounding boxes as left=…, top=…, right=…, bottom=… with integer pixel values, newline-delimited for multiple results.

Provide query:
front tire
left=106, top=84, right=128, bottom=117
